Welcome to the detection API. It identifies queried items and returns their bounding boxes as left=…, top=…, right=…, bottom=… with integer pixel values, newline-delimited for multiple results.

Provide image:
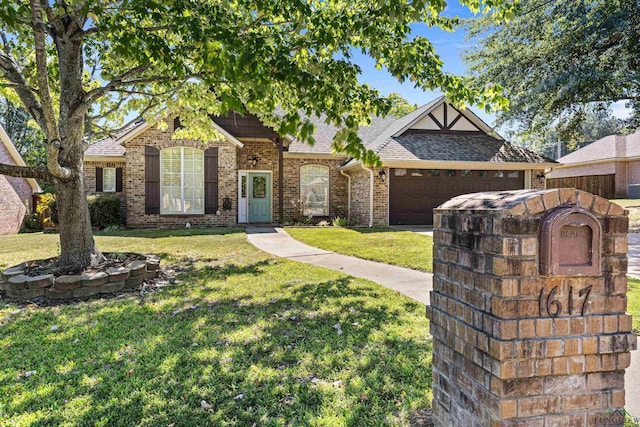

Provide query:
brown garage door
left=389, top=169, right=525, bottom=225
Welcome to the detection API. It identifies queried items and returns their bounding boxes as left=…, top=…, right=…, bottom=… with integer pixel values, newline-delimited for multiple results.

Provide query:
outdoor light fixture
left=536, top=172, right=545, bottom=184
left=378, top=169, right=387, bottom=181
left=250, top=156, right=258, bottom=166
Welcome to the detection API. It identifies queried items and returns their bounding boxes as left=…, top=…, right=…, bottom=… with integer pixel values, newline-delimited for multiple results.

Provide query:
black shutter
left=145, top=146, right=160, bottom=214
left=115, top=167, right=123, bottom=192
left=204, top=147, right=218, bottom=214
left=96, top=167, right=103, bottom=192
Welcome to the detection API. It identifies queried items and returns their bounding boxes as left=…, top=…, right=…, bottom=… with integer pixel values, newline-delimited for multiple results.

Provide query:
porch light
left=378, top=169, right=387, bottom=181
left=536, top=172, right=545, bottom=184
left=250, top=156, right=258, bottom=167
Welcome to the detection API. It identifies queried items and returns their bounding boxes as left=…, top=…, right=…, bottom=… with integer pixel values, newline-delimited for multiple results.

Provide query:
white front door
left=238, top=171, right=248, bottom=223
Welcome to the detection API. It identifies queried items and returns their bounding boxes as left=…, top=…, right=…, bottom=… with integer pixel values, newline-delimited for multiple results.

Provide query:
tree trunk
left=53, top=171, right=104, bottom=272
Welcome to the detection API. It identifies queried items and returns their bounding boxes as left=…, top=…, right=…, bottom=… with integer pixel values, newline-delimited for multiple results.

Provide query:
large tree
left=464, top=0, right=640, bottom=144
left=0, top=0, right=511, bottom=271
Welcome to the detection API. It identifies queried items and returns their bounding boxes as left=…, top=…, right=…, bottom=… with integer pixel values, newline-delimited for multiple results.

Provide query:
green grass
left=628, top=278, right=640, bottom=334
left=286, top=227, right=433, bottom=272
left=610, top=199, right=640, bottom=208
left=0, top=230, right=432, bottom=426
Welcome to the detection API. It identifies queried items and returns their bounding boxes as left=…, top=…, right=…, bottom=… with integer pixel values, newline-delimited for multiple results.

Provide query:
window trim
left=300, top=164, right=329, bottom=217
left=103, top=167, right=116, bottom=192
left=160, top=146, right=205, bottom=215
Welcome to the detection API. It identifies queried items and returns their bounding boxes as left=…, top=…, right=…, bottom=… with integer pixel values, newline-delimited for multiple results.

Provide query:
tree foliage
left=505, top=105, right=625, bottom=160
left=0, top=97, right=45, bottom=166
left=387, top=92, right=417, bottom=117
left=0, top=0, right=513, bottom=268
left=464, top=0, right=640, bottom=146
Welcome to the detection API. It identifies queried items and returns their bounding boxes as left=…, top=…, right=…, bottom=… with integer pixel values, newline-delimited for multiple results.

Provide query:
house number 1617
left=538, top=285, right=593, bottom=317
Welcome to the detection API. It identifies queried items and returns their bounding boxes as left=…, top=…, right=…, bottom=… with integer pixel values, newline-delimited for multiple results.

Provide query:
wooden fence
left=545, top=174, right=616, bottom=199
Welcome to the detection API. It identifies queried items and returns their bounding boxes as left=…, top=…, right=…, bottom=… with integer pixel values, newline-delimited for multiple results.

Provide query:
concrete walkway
left=626, top=233, right=640, bottom=418
left=246, top=226, right=640, bottom=417
left=246, top=226, right=432, bottom=305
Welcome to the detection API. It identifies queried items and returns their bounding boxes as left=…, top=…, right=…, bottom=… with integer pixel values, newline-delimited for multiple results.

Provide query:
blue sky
left=356, top=2, right=630, bottom=127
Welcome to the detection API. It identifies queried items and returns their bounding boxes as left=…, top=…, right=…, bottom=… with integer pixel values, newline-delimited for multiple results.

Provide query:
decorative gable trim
left=393, top=97, right=504, bottom=140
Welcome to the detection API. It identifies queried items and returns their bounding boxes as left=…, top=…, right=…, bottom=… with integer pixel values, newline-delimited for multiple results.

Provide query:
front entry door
left=248, top=173, right=271, bottom=223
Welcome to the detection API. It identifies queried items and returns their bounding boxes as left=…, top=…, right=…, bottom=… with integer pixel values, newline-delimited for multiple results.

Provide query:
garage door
left=389, top=169, right=525, bottom=225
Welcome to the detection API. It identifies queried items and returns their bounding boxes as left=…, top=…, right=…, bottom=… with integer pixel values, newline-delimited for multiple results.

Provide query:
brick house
left=547, top=131, right=640, bottom=198
left=0, top=124, right=41, bottom=234
left=83, top=97, right=555, bottom=227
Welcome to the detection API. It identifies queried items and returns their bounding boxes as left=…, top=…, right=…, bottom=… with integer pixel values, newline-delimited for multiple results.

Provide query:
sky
left=354, top=2, right=631, bottom=128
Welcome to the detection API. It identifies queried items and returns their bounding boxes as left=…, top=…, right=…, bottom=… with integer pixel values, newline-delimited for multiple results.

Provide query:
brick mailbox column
left=427, top=189, right=637, bottom=426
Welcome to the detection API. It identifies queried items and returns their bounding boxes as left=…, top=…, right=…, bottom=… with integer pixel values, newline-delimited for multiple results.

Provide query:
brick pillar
left=427, top=189, right=637, bottom=426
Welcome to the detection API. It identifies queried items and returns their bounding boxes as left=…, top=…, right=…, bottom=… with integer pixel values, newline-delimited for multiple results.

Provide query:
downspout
left=361, top=164, right=374, bottom=227
left=339, top=169, right=351, bottom=224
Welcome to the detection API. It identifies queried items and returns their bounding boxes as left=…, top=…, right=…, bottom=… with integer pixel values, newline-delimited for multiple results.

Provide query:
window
left=394, top=168, right=407, bottom=176
left=462, top=170, right=472, bottom=177
left=160, top=147, right=204, bottom=214
left=428, top=170, right=440, bottom=176
left=411, top=169, right=424, bottom=177
left=494, top=170, right=504, bottom=178
left=103, top=168, right=116, bottom=192
left=446, top=170, right=456, bottom=177
left=300, top=165, right=329, bottom=216
left=478, top=171, right=489, bottom=177
left=508, top=171, right=520, bottom=178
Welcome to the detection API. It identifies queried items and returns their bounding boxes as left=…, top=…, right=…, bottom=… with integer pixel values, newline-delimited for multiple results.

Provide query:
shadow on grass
left=96, top=227, right=245, bottom=239
left=1, top=261, right=432, bottom=426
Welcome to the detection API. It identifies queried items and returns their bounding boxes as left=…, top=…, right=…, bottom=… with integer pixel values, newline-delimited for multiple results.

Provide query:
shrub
left=22, top=213, right=43, bottom=232
left=317, top=220, right=330, bottom=227
left=88, top=194, right=121, bottom=229
left=332, top=217, right=348, bottom=226
left=48, top=198, right=59, bottom=225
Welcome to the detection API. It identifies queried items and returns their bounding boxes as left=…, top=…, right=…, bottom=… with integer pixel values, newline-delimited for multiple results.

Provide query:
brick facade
left=124, top=119, right=238, bottom=228
left=348, top=167, right=371, bottom=226
left=282, top=157, right=348, bottom=222
left=0, top=140, right=33, bottom=235
left=428, top=189, right=636, bottom=426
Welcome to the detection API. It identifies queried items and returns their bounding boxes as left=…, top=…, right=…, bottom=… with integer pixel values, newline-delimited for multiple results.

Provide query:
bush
left=48, top=198, right=59, bottom=225
left=22, top=213, right=43, bottom=232
left=317, top=220, right=330, bottom=227
left=332, top=217, right=348, bottom=226
left=88, top=194, right=121, bottom=229
left=41, top=194, right=121, bottom=229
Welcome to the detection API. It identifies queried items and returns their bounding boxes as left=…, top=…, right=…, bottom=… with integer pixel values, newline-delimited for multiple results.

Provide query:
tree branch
left=30, top=0, right=72, bottom=180
left=0, top=162, right=50, bottom=180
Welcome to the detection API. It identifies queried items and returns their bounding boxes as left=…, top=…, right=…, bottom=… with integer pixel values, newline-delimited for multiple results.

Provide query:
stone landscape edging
left=0, top=252, right=161, bottom=299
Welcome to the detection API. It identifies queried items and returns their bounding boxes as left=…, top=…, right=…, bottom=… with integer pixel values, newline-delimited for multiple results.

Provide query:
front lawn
left=0, top=230, right=432, bottom=426
left=285, top=227, right=433, bottom=272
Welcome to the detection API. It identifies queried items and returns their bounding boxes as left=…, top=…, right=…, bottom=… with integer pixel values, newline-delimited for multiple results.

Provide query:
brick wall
left=348, top=166, right=389, bottom=227
left=530, top=168, right=546, bottom=190
left=373, top=167, right=389, bottom=227
left=349, top=167, right=371, bottom=226
left=0, top=141, right=32, bottom=235
left=428, top=189, right=636, bottom=426
left=282, top=157, right=348, bottom=222
left=124, top=119, right=238, bottom=228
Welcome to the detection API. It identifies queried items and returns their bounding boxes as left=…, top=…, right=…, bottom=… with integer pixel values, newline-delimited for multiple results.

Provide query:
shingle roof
left=286, top=113, right=397, bottom=154
left=556, top=131, right=640, bottom=164
left=84, top=121, right=146, bottom=158
left=377, top=133, right=552, bottom=163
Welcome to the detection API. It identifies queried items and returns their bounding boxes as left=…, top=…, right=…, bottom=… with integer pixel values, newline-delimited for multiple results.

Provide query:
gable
left=408, top=102, right=485, bottom=134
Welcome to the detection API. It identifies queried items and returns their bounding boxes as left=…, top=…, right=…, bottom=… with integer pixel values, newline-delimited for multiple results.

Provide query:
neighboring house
left=83, top=96, right=555, bottom=227
left=0, top=124, right=41, bottom=235
left=547, top=131, right=640, bottom=199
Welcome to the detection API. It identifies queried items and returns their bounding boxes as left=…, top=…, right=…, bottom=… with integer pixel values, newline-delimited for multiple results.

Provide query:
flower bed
left=0, top=253, right=161, bottom=300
